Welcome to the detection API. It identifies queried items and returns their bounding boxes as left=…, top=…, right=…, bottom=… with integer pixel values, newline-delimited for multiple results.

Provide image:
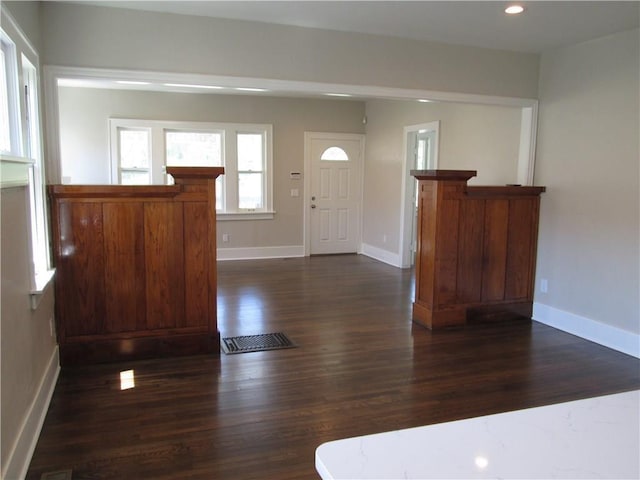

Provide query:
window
left=165, top=130, right=224, bottom=209
left=165, top=130, right=222, bottom=166
left=1, top=32, right=20, bottom=155
left=320, top=146, right=349, bottom=161
left=110, top=119, right=273, bottom=217
left=117, top=128, right=151, bottom=184
left=237, top=132, right=265, bottom=209
left=0, top=17, right=53, bottom=300
left=0, top=46, right=11, bottom=152
left=23, top=55, right=49, bottom=284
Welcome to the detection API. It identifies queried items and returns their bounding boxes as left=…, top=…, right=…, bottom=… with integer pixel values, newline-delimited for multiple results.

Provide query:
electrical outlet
left=222, top=233, right=230, bottom=243
left=540, top=278, right=548, bottom=293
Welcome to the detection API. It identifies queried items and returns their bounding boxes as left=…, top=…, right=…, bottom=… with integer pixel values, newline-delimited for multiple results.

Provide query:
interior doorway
left=399, top=121, right=440, bottom=268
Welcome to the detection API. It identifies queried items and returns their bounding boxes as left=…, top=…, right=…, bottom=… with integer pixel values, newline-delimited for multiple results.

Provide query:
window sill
left=217, top=211, right=275, bottom=221
left=30, top=268, right=55, bottom=310
left=0, top=155, right=34, bottom=188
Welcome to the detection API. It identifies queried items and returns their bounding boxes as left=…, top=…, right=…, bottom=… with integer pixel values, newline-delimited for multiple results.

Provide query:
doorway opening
left=399, top=121, right=440, bottom=268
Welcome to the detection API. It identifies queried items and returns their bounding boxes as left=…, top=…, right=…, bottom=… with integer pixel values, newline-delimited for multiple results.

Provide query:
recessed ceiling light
left=505, top=5, right=525, bottom=15
left=325, top=93, right=352, bottom=97
left=164, top=83, right=224, bottom=89
left=235, top=87, right=268, bottom=92
left=418, top=99, right=432, bottom=103
left=116, top=80, right=151, bottom=85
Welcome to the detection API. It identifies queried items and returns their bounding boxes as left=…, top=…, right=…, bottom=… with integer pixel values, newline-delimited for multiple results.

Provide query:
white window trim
left=111, top=124, right=153, bottom=184
left=23, top=55, right=51, bottom=292
left=1, top=7, right=54, bottom=306
left=109, top=118, right=275, bottom=219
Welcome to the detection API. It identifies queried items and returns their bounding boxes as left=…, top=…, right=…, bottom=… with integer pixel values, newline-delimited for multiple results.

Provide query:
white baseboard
left=217, top=245, right=305, bottom=261
left=360, top=243, right=403, bottom=268
left=2, top=346, right=60, bottom=480
left=533, top=303, right=640, bottom=359
left=216, top=244, right=407, bottom=266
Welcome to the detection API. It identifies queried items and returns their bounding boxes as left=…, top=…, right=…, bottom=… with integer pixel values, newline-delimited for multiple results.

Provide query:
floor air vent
left=221, top=333, right=296, bottom=354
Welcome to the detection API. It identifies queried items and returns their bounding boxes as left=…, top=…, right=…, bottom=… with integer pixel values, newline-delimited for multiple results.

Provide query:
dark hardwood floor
left=27, top=255, right=640, bottom=479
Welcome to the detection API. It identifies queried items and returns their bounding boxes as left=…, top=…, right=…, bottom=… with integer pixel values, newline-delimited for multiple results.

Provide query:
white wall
left=41, top=2, right=539, bottom=99
left=362, top=99, right=522, bottom=255
left=57, top=87, right=366, bottom=251
left=1, top=4, right=59, bottom=478
left=3, top=1, right=41, bottom=51
left=534, top=28, right=639, bottom=353
left=1, top=187, right=58, bottom=480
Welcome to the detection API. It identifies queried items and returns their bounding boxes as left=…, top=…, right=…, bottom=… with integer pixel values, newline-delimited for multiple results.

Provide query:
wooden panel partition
left=411, top=170, right=545, bottom=329
left=48, top=167, right=224, bottom=365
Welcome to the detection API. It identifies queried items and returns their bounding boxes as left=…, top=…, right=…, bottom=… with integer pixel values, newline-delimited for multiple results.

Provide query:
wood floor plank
left=27, top=255, right=639, bottom=479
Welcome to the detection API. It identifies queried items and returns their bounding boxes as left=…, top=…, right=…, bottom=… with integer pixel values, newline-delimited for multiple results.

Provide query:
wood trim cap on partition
left=410, top=169, right=477, bottom=182
left=167, top=166, right=225, bottom=179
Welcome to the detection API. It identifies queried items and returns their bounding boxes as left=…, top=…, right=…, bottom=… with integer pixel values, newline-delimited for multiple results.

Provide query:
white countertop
left=316, top=390, right=639, bottom=479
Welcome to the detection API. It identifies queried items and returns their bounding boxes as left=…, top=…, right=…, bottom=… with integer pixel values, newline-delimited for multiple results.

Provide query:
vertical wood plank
left=183, top=202, right=209, bottom=328
left=103, top=202, right=146, bottom=333
left=505, top=198, right=535, bottom=300
left=457, top=199, right=485, bottom=303
left=206, top=177, right=219, bottom=344
left=57, top=202, right=105, bottom=338
left=416, top=182, right=436, bottom=308
left=435, top=186, right=460, bottom=306
left=144, top=202, right=185, bottom=330
left=482, top=199, right=509, bottom=302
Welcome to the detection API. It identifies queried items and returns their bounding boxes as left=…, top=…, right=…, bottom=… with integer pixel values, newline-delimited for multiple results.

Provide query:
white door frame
left=399, top=121, right=440, bottom=268
left=303, top=132, right=365, bottom=256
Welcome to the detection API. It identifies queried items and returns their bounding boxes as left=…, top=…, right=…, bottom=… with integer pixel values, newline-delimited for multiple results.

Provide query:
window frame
left=22, top=54, right=50, bottom=288
left=0, top=11, right=54, bottom=305
left=235, top=129, right=268, bottom=211
left=114, top=126, right=152, bottom=185
left=109, top=118, right=274, bottom=219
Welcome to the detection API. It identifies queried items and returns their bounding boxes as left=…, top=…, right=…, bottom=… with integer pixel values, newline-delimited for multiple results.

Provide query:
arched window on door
left=320, top=146, right=349, bottom=161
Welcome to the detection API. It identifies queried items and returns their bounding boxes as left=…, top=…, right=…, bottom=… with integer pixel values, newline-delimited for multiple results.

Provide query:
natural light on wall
left=120, top=370, right=135, bottom=390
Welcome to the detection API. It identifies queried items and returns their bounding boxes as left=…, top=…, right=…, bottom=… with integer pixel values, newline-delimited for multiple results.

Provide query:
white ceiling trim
left=46, top=65, right=538, bottom=107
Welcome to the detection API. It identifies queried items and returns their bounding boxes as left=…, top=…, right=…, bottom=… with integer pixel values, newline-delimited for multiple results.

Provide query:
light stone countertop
left=316, top=389, right=640, bottom=479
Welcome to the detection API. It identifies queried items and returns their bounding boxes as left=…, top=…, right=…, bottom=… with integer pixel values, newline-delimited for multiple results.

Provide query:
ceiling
left=83, top=1, right=639, bottom=54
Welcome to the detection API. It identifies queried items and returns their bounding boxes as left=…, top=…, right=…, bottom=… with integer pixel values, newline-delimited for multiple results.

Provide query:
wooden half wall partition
left=48, top=167, right=224, bottom=365
left=411, top=170, right=545, bottom=330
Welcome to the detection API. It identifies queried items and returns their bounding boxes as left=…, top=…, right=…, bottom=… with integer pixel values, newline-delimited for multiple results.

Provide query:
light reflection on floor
left=218, top=286, right=266, bottom=334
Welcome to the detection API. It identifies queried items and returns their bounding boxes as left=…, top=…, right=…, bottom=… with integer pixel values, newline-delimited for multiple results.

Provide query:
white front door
left=305, top=133, right=364, bottom=255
